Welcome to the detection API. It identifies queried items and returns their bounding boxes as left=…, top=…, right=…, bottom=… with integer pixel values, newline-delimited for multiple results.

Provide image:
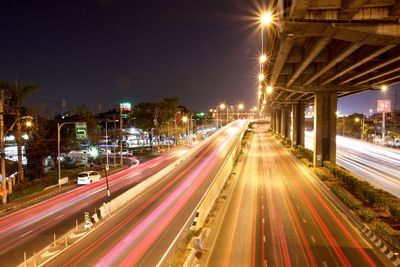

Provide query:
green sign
left=75, top=122, right=87, bottom=140
left=120, top=102, right=132, bottom=112
left=196, top=112, right=205, bottom=117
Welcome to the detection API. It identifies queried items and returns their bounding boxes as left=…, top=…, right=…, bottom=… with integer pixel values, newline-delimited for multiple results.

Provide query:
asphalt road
left=305, top=131, right=400, bottom=197
left=206, top=127, right=390, bottom=266
left=43, top=121, right=247, bottom=266
left=0, top=150, right=183, bottom=266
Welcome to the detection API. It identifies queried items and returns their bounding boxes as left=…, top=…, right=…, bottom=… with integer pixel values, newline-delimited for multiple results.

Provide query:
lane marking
left=262, top=218, right=265, bottom=224
left=302, top=218, right=307, bottom=224
left=263, top=235, right=266, bottom=243
left=20, top=230, right=32, bottom=238
left=322, top=261, right=328, bottom=267
left=296, top=204, right=300, bottom=210
left=262, top=205, right=264, bottom=210
left=310, top=235, right=316, bottom=243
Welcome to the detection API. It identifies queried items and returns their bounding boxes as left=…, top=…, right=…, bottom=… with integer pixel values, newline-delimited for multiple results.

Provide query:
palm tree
left=8, top=81, right=37, bottom=184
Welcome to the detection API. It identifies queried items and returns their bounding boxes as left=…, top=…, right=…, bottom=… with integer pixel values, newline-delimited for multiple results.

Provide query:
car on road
left=388, top=139, right=400, bottom=148
left=116, top=149, right=133, bottom=156
left=77, top=171, right=102, bottom=185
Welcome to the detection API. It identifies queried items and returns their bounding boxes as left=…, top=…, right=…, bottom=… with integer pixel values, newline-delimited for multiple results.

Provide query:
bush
left=314, top=168, right=329, bottom=181
left=331, top=185, right=362, bottom=210
left=375, top=221, right=400, bottom=250
left=360, top=208, right=377, bottom=222
left=389, top=203, right=400, bottom=222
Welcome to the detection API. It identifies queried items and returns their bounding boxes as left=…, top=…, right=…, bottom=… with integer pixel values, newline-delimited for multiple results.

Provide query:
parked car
left=77, top=171, right=102, bottom=185
left=388, top=139, right=400, bottom=148
left=116, top=149, right=133, bottom=156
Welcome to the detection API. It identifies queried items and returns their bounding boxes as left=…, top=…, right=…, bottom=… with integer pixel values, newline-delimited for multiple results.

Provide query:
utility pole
left=16, top=109, right=24, bottom=183
left=119, top=108, right=123, bottom=165
left=0, top=91, right=7, bottom=204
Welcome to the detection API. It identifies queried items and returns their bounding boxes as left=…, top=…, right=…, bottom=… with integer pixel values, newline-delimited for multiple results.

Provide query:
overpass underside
left=263, top=0, right=400, bottom=166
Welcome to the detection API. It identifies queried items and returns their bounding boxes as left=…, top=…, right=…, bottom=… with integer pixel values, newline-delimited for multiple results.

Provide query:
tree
left=3, top=80, right=37, bottom=184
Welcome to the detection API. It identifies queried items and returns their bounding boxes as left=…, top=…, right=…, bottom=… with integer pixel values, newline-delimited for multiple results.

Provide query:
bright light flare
left=258, top=73, right=265, bottom=82
left=260, top=12, right=273, bottom=26
left=25, top=120, right=33, bottom=127
left=260, top=54, right=267, bottom=63
left=381, top=85, right=388, bottom=91
left=219, top=103, right=226, bottom=110
left=266, top=86, right=273, bottom=94
left=182, top=116, right=188, bottom=123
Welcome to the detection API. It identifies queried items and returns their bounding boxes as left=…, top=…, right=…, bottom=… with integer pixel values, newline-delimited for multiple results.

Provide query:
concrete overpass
left=262, top=0, right=400, bottom=166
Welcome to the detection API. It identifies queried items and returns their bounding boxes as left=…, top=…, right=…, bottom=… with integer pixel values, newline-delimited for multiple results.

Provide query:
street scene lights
left=258, top=73, right=265, bottom=82
left=355, top=116, right=365, bottom=140
left=266, top=86, right=273, bottom=94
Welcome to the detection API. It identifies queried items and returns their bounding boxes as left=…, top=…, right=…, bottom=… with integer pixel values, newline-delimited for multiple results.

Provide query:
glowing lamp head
left=258, top=73, right=265, bottom=82
left=25, top=120, right=33, bottom=127
left=219, top=103, right=226, bottom=110
left=355, top=117, right=360, bottom=122
left=238, top=104, right=244, bottom=110
left=262, top=99, right=266, bottom=104
left=260, top=54, right=267, bottom=64
left=182, top=116, right=188, bottom=123
left=266, top=86, right=273, bottom=94
left=260, top=12, right=273, bottom=26
left=381, top=85, right=388, bottom=91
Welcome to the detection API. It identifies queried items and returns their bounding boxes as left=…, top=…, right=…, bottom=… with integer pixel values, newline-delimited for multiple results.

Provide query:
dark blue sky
left=0, top=0, right=398, bottom=115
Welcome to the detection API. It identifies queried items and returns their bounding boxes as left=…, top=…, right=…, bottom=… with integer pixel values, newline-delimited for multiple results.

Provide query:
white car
left=116, top=149, right=133, bottom=156
left=77, top=171, right=102, bottom=185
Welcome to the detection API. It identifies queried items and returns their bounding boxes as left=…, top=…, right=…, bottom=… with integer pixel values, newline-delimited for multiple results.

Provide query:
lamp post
left=57, top=122, right=81, bottom=182
left=238, top=104, right=244, bottom=119
left=355, top=116, right=365, bottom=140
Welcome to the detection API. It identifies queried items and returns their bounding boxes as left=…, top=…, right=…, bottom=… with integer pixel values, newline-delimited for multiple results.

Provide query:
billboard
left=120, top=102, right=132, bottom=112
left=377, top=100, right=391, bottom=113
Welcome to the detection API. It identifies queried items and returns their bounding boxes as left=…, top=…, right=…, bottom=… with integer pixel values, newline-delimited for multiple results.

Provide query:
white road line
left=310, top=235, right=316, bottom=243
left=302, top=218, right=306, bottom=224
left=322, top=261, right=328, bottom=267
left=55, top=214, right=64, bottom=220
left=20, top=230, right=33, bottom=238
left=263, top=236, right=266, bottom=243
left=262, top=218, right=265, bottom=224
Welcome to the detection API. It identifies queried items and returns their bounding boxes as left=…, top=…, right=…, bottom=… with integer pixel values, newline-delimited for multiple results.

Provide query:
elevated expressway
left=263, top=0, right=400, bottom=166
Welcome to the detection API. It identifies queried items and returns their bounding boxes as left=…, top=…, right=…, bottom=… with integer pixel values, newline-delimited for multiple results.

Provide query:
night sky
left=0, top=0, right=398, bottom=115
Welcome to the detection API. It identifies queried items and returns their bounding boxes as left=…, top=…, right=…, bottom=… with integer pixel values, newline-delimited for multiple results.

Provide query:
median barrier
left=191, top=122, right=248, bottom=231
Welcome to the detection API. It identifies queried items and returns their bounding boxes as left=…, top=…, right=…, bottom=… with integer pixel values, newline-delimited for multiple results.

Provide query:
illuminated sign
left=120, top=102, right=132, bottom=112
left=75, top=122, right=87, bottom=140
left=377, top=100, right=391, bottom=113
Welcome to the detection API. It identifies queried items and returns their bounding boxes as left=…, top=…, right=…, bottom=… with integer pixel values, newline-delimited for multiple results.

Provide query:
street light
left=355, top=116, right=365, bottom=140
left=381, top=85, right=388, bottom=91
left=104, top=119, right=118, bottom=197
left=258, top=73, right=265, bottom=82
left=259, top=54, right=267, bottom=64
left=266, top=86, right=273, bottom=94
left=238, top=103, right=244, bottom=119
left=260, top=11, right=273, bottom=26
left=219, top=103, right=228, bottom=125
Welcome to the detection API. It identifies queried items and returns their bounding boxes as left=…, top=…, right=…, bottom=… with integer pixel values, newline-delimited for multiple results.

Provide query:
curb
left=361, top=224, right=399, bottom=266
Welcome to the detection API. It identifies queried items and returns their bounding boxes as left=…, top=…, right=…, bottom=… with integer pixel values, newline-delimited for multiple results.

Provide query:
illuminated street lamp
left=259, top=54, right=267, bottom=64
left=354, top=117, right=365, bottom=140
left=369, top=109, right=373, bottom=117
left=238, top=103, right=244, bottom=119
left=260, top=12, right=273, bottom=26
left=258, top=73, right=265, bottom=82
left=266, top=86, right=273, bottom=94
left=219, top=103, right=228, bottom=125
left=381, top=85, right=388, bottom=91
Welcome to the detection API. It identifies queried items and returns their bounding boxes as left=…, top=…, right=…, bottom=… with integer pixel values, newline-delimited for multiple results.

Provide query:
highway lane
left=44, top=121, right=247, bottom=266
left=305, top=131, right=400, bottom=197
left=207, top=128, right=389, bottom=266
left=206, top=129, right=258, bottom=267
left=0, top=149, right=184, bottom=266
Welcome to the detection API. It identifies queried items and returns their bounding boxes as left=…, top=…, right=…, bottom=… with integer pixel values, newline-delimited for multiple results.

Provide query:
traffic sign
left=75, top=122, right=87, bottom=140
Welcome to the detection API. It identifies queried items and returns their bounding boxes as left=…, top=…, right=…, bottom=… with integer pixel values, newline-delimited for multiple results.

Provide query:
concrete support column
left=271, top=111, right=275, bottom=131
left=281, top=108, right=290, bottom=138
left=291, top=103, right=305, bottom=147
left=314, top=92, right=337, bottom=167
left=275, top=111, right=281, bottom=134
